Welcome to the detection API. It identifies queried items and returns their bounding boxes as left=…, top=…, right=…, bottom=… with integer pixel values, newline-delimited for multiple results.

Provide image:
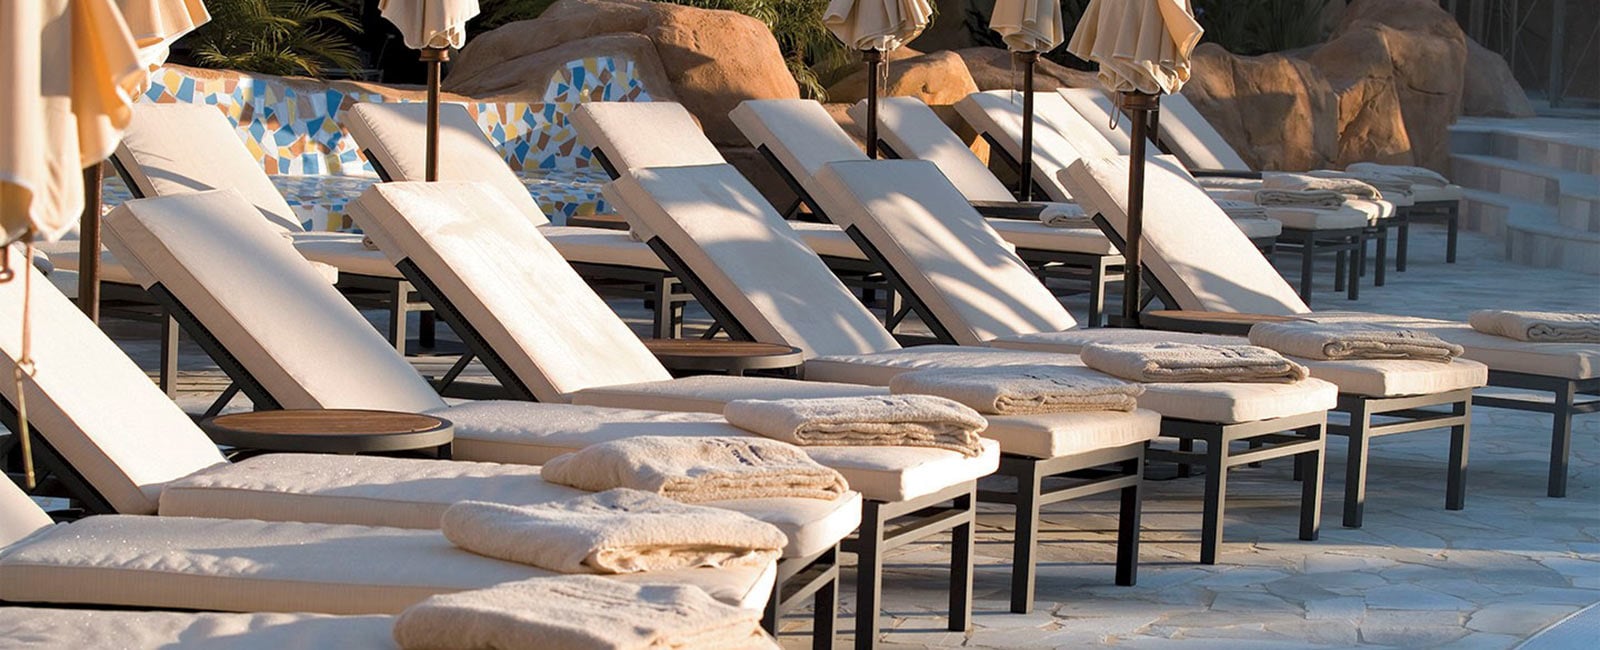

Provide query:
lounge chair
left=343, top=101, right=693, bottom=337
left=566, top=101, right=900, bottom=326
left=603, top=161, right=1340, bottom=564
left=1061, top=154, right=1594, bottom=500
left=0, top=608, right=395, bottom=649
left=731, top=98, right=1128, bottom=326
left=800, top=156, right=1486, bottom=528
left=347, top=180, right=1003, bottom=647
left=90, top=190, right=861, bottom=645
left=0, top=471, right=772, bottom=614
left=961, top=90, right=1373, bottom=304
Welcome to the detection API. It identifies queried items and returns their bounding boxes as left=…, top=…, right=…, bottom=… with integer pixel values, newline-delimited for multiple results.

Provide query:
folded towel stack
left=1194, top=176, right=1264, bottom=190
left=1252, top=189, right=1347, bottom=209
left=1306, top=169, right=1414, bottom=200
left=441, top=490, right=787, bottom=574
left=888, top=365, right=1143, bottom=415
left=392, top=575, right=777, bottom=650
left=1347, top=162, right=1450, bottom=187
left=542, top=436, right=849, bottom=502
left=724, top=395, right=987, bottom=457
left=1468, top=310, right=1600, bottom=343
left=1263, top=173, right=1383, bottom=201
left=1248, top=321, right=1463, bottom=362
left=1081, top=342, right=1310, bottom=383
left=1213, top=199, right=1270, bottom=221
left=1039, top=203, right=1094, bottom=228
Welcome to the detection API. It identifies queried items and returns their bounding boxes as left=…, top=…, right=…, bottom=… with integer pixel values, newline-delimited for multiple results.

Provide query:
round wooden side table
left=200, top=409, right=454, bottom=458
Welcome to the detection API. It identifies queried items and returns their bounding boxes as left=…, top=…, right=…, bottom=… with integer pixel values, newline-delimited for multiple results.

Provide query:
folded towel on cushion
left=1081, top=342, right=1310, bottom=383
left=1214, top=199, right=1270, bottom=220
left=1347, top=162, right=1449, bottom=187
left=1305, top=169, right=1414, bottom=199
left=441, top=490, right=786, bottom=574
left=1248, top=321, right=1463, bottom=362
left=1253, top=189, right=1348, bottom=209
left=542, top=436, right=849, bottom=502
left=392, top=575, right=777, bottom=650
left=1194, top=176, right=1264, bottom=190
left=1039, top=203, right=1093, bottom=228
left=888, top=365, right=1143, bottom=415
left=723, top=395, right=987, bottom=457
left=1262, top=173, right=1383, bottom=200
left=1468, top=310, right=1600, bottom=343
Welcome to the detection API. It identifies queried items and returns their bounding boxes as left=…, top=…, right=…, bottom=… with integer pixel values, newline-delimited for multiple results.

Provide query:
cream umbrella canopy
left=1067, top=0, right=1202, bottom=326
left=377, top=0, right=481, bottom=182
left=989, top=0, right=1064, bottom=201
left=823, top=0, right=933, bottom=158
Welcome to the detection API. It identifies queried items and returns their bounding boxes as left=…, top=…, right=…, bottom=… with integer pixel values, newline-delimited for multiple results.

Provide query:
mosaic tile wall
left=122, top=57, right=650, bottom=228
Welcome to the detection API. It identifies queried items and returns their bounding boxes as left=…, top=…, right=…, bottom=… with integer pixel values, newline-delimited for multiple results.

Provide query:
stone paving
left=86, top=222, right=1600, bottom=649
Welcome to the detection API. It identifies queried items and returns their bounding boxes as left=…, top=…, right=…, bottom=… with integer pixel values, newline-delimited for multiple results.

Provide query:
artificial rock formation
left=958, top=47, right=1098, bottom=92
left=1462, top=39, right=1536, bottom=118
left=1182, top=44, right=1341, bottom=172
left=825, top=50, right=980, bottom=107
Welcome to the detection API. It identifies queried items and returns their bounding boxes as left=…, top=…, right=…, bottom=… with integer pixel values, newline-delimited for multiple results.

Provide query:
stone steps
left=1447, top=119, right=1600, bottom=273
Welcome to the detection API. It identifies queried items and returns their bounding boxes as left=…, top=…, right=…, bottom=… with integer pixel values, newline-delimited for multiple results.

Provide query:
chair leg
left=948, top=490, right=974, bottom=633
left=652, top=278, right=672, bottom=339
left=1333, top=247, right=1346, bottom=293
left=388, top=284, right=408, bottom=354
left=1300, top=423, right=1325, bottom=542
left=1010, top=462, right=1043, bottom=614
left=853, top=501, right=885, bottom=650
left=1396, top=222, right=1410, bottom=272
left=1342, top=399, right=1372, bottom=528
left=1200, top=438, right=1229, bottom=565
left=1298, top=232, right=1315, bottom=304
left=813, top=560, right=839, bottom=650
left=1346, top=237, right=1361, bottom=301
left=1088, top=260, right=1107, bottom=328
left=1374, top=226, right=1388, bottom=287
left=1549, top=381, right=1576, bottom=498
left=1445, top=204, right=1460, bottom=263
left=1447, top=399, right=1471, bottom=510
left=159, top=311, right=179, bottom=398
left=1177, top=438, right=1194, bottom=478
left=418, top=312, right=436, bottom=349
left=1116, top=456, right=1143, bottom=586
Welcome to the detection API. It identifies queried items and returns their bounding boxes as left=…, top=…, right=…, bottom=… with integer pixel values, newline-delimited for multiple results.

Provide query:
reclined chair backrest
left=1056, top=88, right=1141, bottom=155
left=350, top=182, right=673, bottom=401
left=605, top=164, right=900, bottom=358
left=729, top=99, right=866, bottom=215
left=114, top=103, right=307, bottom=233
left=344, top=102, right=551, bottom=225
left=850, top=96, right=1018, bottom=203
left=812, top=159, right=1079, bottom=345
left=0, top=474, right=54, bottom=548
left=953, top=91, right=1118, bottom=202
left=570, top=102, right=726, bottom=177
left=1146, top=93, right=1251, bottom=172
left=1061, top=156, right=1310, bottom=315
left=0, top=262, right=227, bottom=515
left=102, top=189, right=451, bottom=414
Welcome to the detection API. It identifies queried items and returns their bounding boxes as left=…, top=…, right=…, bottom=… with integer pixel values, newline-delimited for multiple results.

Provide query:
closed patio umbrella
left=378, top=0, right=480, bottom=182
left=1068, top=0, right=1201, bottom=327
left=823, top=0, right=933, bottom=158
left=990, top=0, right=1064, bottom=201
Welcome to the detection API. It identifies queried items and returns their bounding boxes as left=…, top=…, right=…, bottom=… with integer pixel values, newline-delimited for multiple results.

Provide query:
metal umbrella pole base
left=1117, top=91, right=1160, bottom=328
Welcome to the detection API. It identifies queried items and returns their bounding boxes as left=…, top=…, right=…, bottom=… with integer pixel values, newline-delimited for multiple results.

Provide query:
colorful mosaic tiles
left=126, top=58, right=648, bottom=227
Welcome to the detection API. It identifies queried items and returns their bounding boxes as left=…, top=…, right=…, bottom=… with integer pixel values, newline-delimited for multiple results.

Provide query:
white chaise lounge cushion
left=729, top=99, right=867, bottom=205
left=570, top=102, right=727, bottom=172
left=1152, top=92, right=1253, bottom=172
left=954, top=91, right=1120, bottom=202
left=116, top=103, right=305, bottom=232
left=540, top=227, right=671, bottom=271
left=0, top=516, right=772, bottom=614
left=345, top=102, right=550, bottom=225
left=812, top=159, right=1078, bottom=344
left=606, top=163, right=896, bottom=357
left=1063, top=156, right=1312, bottom=316
left=351, top=181, right=673, bottom=398
left=0, top=609, right=398, bottom=649
left=853, top=96, right=1018, bottom=203
left=102, top=190, right=448, bottom=413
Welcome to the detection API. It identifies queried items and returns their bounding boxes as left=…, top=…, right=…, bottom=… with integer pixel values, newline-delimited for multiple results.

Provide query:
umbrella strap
left=2, top=237, right=38, bottom=489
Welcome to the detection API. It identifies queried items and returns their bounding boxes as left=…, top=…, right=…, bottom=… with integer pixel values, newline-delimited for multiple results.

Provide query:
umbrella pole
left=420, top=47, right=449, bottom=182
left=1120, top=91, right=1159, bottom=328
left=77, top=162, right=103, bottom=322
left=1018, top=51, right=1039, bottom=202
left=864, top=48, right=883, bottom=159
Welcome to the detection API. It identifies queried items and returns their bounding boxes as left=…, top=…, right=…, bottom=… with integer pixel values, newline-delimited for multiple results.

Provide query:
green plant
left=188, top=0, right=362, bottom=77
left=1192, top=0, right=1332, bottom=55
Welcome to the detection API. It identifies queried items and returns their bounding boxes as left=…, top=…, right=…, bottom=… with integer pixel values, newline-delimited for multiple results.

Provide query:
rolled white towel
left=1248, top=321, right=1462, bottom=362
left=724, top=395, right=987, bottom=457
left=1347, top=162, right=1449, bottom=187
left=392, top=575, right=778, bottom=650
left=541, top=436, right=849, bottom=502
left=1039, top=203, right=1093, bottom=228
left=441, top=490, right=787, bottom=574
left=1081, top=342, right=1310, bottom=383
left=888, top=365, right=1143, bottom=415
left=1468, top=310, right=1600, bottom=343
left=1262, top=172, right=1383, bottom=201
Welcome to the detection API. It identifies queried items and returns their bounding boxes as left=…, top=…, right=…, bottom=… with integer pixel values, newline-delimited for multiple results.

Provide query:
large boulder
left=825, top=50, right=979, bottom=107
left=447, top=0, right=797, bottom=145
left=1183, top=44, right=1340, bottom=171
left=958, top=47, right=1098, bottom=92
left=1462, top=39, right=1535, bottom=117
left=1306, top=26, right=1417, bottom=166
left=441, top=33, right=676, bottom=104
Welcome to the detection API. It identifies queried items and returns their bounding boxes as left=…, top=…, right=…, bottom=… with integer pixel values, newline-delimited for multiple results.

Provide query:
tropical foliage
left=966, top=0, right=1331, bottom=62
left=187, top=0, right=363, bottom=77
